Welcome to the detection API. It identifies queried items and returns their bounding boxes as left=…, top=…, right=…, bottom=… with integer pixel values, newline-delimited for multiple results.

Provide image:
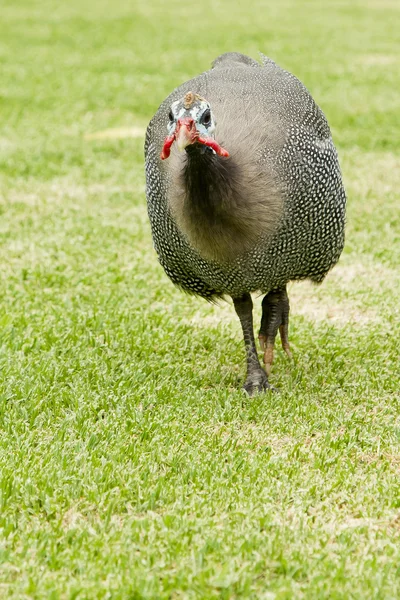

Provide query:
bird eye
left=201, top=109, right=211, bottom=126
left=168, top=110, right=174, bottom=122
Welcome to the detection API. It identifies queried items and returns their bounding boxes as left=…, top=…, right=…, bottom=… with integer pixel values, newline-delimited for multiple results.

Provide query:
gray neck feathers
left=167, top=141, right=284, bottom=264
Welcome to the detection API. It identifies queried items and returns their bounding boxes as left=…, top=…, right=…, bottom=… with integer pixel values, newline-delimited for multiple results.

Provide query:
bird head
left=161, top=92, right=229, bottom=160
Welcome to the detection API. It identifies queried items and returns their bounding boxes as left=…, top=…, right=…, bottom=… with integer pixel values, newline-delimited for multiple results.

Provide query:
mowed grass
left=0, top=0, right=399, bottom=597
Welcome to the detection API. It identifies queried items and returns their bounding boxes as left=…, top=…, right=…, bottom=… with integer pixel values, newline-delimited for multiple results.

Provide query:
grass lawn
left=1, top=0, right=399, bottom=597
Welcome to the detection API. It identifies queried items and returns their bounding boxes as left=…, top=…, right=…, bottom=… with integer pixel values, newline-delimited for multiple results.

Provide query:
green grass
left=0, top=0, right=400, bottom=597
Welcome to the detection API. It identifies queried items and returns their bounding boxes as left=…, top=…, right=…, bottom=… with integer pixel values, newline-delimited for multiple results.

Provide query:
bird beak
left=175, top=117, right=199, bottom=152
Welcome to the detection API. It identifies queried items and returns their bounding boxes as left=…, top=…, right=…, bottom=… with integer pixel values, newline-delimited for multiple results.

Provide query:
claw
left=263, top=341, right=274, bottom=376
left=243, top=368, right=272, bottom=396
left=279, top=324, right=292, bottom=359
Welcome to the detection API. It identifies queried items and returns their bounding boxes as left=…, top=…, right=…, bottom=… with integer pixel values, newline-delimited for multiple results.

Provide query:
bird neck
left=167, top=141, right=282, bottom=263
left=183, top=144, right=236, bottom=227
left=167, top=143, right=247, bottom=263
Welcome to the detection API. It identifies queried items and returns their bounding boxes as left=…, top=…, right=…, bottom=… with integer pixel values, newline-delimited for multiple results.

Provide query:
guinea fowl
left=145, top=52, right=346, bottom=395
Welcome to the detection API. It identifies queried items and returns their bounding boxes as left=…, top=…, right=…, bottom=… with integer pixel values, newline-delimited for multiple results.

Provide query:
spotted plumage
left=145, top=52, right=346, bottom=394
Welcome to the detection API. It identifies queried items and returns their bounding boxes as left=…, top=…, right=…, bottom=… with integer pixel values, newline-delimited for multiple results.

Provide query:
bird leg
left=233, top=293, right=272, bottom=396
left=258, top=286, right=292, bottom=376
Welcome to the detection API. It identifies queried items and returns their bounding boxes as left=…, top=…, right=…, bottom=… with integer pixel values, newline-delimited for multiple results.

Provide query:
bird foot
left=243, top=369, right=275, bottom=396
left=259, top=288, right=292, bottom=376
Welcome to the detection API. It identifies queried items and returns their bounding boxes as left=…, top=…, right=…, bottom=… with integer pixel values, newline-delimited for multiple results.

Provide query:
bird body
left=145, top=52, right=346, bottom=393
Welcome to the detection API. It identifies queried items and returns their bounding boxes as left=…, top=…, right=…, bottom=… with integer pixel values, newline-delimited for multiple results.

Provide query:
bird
left=144, top=52, right=346, bottom=396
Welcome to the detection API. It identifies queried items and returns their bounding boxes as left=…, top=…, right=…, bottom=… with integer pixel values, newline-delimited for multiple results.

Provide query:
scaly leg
left=258, top=287, right=292, bottom=376
left=233, top=293, right=272, bottom=396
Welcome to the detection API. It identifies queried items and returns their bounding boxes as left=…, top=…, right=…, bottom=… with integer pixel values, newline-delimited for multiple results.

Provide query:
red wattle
left=161, top=133, right=229, bottom=160
left=160, top=134, right=175, bottom=160
left=197, top=136, right=230, bottom=157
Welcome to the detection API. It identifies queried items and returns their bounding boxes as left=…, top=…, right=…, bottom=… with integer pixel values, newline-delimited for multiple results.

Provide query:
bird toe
left=243, top=370, right=274, bottom=396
